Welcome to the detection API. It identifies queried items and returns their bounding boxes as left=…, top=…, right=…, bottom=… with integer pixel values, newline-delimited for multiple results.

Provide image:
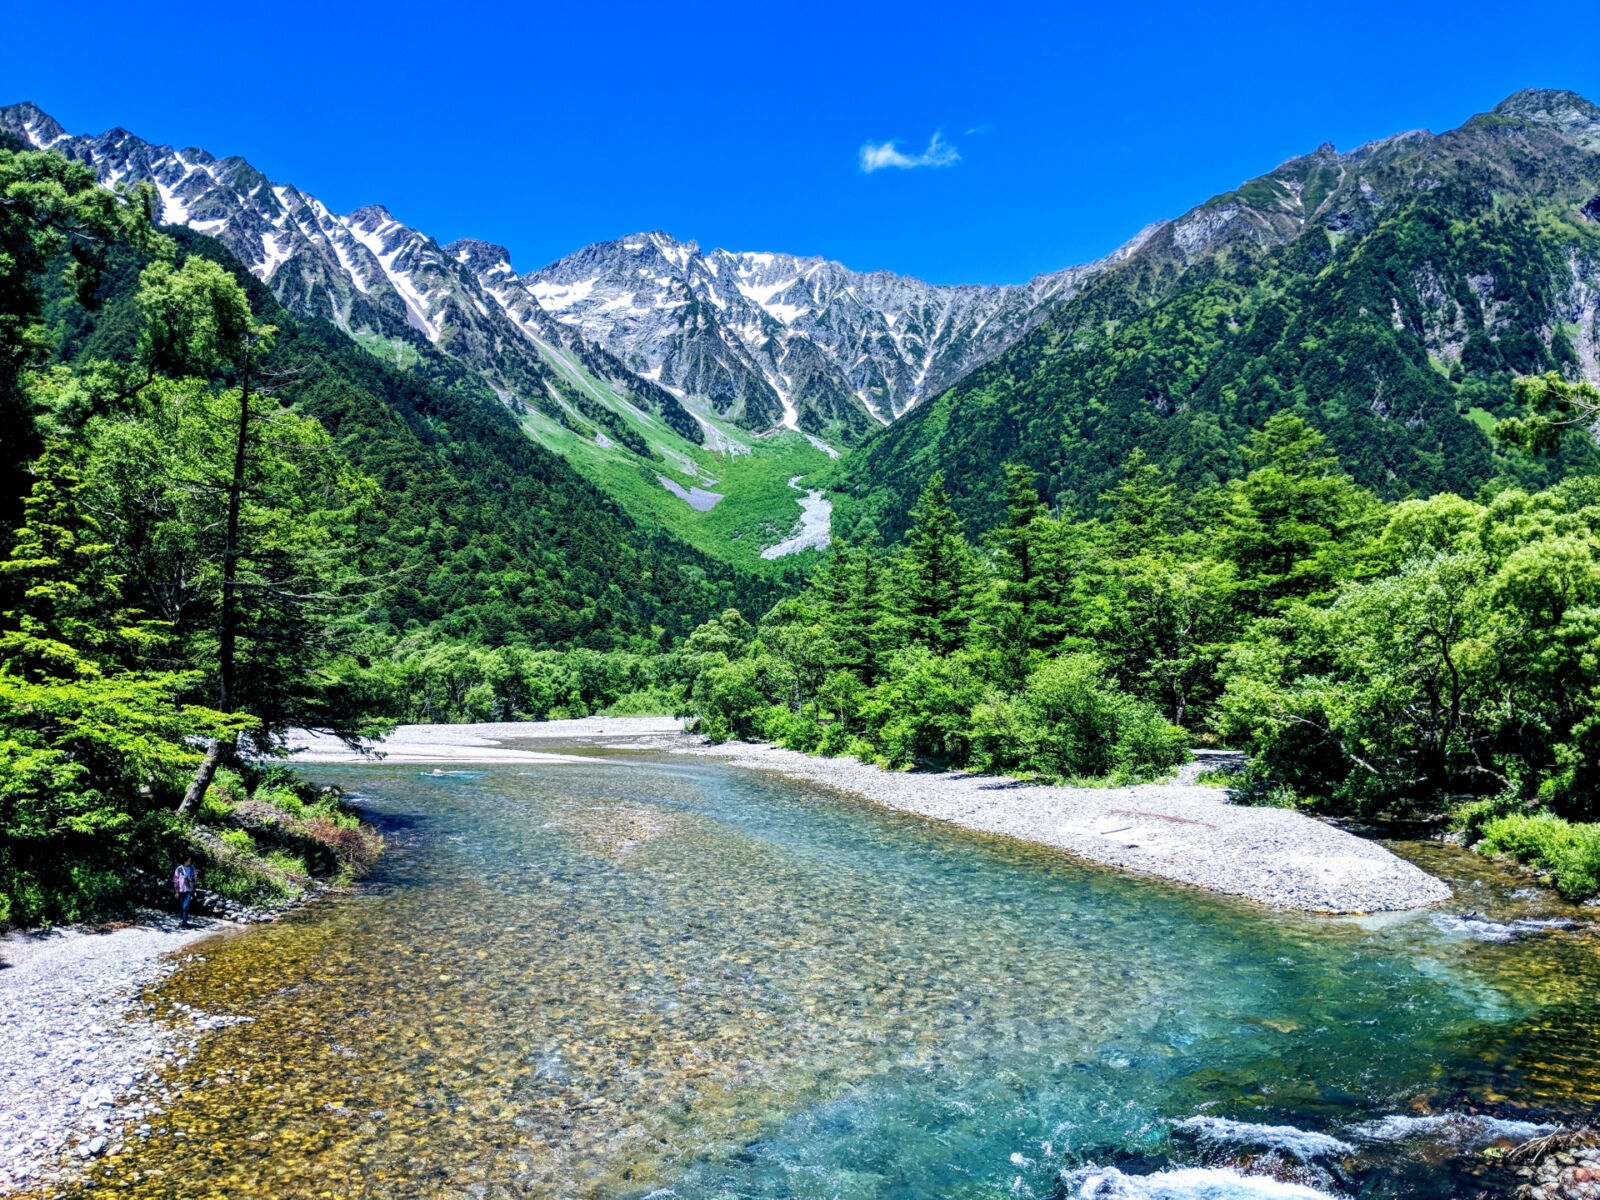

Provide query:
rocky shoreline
left=1511, top=1133, right=1600, bottom=1200
left=685, top=741, right=1453, bottom=913
left=0, top=915, right=229, bottom=1193
left=0, top=884, right=329, bottom=1195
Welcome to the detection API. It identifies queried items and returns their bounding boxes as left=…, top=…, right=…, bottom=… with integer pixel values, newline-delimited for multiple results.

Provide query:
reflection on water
left=71, top=759, right=1600, bottom=1199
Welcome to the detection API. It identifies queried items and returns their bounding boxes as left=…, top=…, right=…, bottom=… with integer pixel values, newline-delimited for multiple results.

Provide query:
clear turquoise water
left=89, top=757, right=1600, bottom=1199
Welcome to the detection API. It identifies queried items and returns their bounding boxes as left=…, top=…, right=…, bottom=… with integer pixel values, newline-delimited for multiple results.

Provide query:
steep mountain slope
left=0, top=100, right=1141, bottom=564
left=0, top=105, right=1150, bottom=446
left=0, top=104, right=860, bottom=563
left=523, top=229, right=1154, bottom=434
left=43, top=220, right=783, bottom=645
left=1, top=104, right=703, bottom=445
left=831, top=89, right=1600, bottom=541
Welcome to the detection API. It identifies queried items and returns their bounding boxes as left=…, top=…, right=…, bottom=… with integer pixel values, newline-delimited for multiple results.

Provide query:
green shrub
left=220, top=828, right=255, bottom=856
left=256, top=785, right=305, bottom=817
left=694, top=654, right=796, bottom=742
left=1478, top=812, right=1600, bottom=899
left=199, top=768, right=247, bottom=820
left=208, top=768, right=250, bottom=806
left=63, top=865, right=126, bottom=920
left=1111, top=705, right=1190, bottom=783
left=603, top=688, right=681, bottom=717
left=856, top=648, right=983, bottom=769
left=308, top=802, right=359, bottom=831
left=1228, top=767, right=1307, bottom=809
left=203, top=861, right=290, bottom=903
left=969, top=656, right=1189, bottom=783
left=816, top=721, right=854, bottom=756
left=1024, top=655, right=1127, bottom=779
left=1451, top=789, right=1527, bottom=841
left=197, top=791, right=235, bottom=822
left=765, top=707, right=822, bottom=753
left=266, top=850, right=309, bottom=878
left=844, top=736, right=877, bottom=762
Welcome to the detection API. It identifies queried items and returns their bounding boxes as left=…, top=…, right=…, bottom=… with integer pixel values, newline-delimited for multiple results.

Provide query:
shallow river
left=79, top=756, right=1600, bottom=1199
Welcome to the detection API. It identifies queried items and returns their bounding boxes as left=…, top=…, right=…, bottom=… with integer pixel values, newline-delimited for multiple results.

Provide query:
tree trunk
left=180, top=354, right=252, bottom=813
left=218, top=354, right=251, bottom=720
left=177, top=734, right=234, bottom=816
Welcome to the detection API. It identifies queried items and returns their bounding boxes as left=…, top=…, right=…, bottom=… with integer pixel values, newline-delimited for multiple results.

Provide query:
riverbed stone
left=689, top=741, right=1453, bottom=912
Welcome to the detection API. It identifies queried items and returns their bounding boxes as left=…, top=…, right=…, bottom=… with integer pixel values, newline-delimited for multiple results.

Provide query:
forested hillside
left=701, top=408, right=1600, bottom=898
left=831, top=90, right=1600, bottom=541
left=47, top=228, right=789, bottom=649
left=0, top=139, right=783, bottom=923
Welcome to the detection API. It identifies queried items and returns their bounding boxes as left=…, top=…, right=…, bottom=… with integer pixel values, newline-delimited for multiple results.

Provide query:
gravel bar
left=0, top=915, right=237, bottom=1193
left=283, top=717, right=687, bottom=763
left=687, top=742, right=1453, bottom=914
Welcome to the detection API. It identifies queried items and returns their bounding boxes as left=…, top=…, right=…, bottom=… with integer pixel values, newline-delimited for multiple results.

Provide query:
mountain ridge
left=829, top=87, right=1600, bottom=541
left=518, top=226, right=1159, bottom=430
left=0, top=101, right=1134, bottom=449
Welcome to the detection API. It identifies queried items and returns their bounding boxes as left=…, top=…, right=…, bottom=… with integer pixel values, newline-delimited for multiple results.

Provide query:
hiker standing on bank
left=172, top=856, right=197, bottom=927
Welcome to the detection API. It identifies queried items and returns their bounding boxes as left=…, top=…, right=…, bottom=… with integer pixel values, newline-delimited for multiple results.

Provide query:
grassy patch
left=350, top=329, right=422, bottom=371
left=190, top=766, right=381, bottom=905
left=520, top=379, right=834, bottom=573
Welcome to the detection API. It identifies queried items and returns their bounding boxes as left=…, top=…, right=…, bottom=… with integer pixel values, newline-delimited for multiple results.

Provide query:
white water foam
left=1063, top=1165, right=1339, bottom=1199
left=1347, top=1113, right=1555, bottom=1145
left=1173, top=1116, right=1354, bottom=1160
left=1430, top=914, right=1580, bottom=942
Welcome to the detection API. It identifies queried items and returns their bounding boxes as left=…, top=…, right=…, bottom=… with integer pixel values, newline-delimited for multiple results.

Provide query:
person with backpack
left=172, top=856, right=198, bottom=927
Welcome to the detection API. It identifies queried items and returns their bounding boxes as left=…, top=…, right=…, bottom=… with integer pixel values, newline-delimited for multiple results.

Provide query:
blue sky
left=5, top=0, right=1596, bottom=285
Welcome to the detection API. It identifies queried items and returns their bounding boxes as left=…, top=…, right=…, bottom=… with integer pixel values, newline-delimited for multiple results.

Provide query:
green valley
left=515, top=333, right=837, bottom=574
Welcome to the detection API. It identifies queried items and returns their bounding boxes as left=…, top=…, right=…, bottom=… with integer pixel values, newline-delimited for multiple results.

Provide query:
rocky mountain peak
left=2, top=101, right=67, bottom=147
left=1492, top=88, right=1600, bottom=150
left=347, top=204, right=400, bottom=232
left=448, top=239, right=515, bottom=276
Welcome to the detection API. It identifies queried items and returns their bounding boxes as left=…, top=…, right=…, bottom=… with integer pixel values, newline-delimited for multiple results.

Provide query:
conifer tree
left=1219, top=414, right=1378, bottom=612
left=816, top=545, right=887, bottom=685
left=896, top=473, right=977, bottom=655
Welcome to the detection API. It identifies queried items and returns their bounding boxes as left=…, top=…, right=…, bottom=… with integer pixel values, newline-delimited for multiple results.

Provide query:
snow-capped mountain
left=0, top=101, right=1142, bottom=444
left=524, top=231, right=1155, bottom=431
left=2, top=103, right=707, bottom=448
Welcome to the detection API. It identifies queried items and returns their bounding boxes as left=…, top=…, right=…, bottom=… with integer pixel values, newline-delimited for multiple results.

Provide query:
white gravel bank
left=687, top=742, right=1452, bottom=914
left=282, top=716, right=686, bottom=763
left=0, top=916, right=235, bottom=1192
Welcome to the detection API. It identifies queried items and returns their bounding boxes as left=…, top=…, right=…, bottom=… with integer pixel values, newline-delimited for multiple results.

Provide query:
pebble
left=1513, top=1141, right=1600, bottom=1200
left=0, top=900, right=298, bottom=1195
left=689, top=742, right=1453, bottom=913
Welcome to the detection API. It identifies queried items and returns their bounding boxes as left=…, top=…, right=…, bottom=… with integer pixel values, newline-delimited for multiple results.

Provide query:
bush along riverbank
left=1, top=763, right=381, bottom=932
left=1460, top=806, right=1600, bottom=903
left=179, top=767, right=382, bottom=916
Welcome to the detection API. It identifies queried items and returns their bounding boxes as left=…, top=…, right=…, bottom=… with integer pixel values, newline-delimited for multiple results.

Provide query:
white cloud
left=858, top=131, right=961, bottom=173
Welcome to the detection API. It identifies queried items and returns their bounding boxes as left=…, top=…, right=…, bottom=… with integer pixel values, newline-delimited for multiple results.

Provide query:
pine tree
left=817, top=545, right=888, bottom=685
left=1220, top=414, right=1378, bottom=612
left=896, top=474, right=977, bottom=655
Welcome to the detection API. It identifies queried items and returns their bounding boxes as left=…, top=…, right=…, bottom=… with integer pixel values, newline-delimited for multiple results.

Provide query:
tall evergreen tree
left=816, top=545, right=888, bottom=686
left=896, top=473, right=977, bottom=656
left=1219, top=414, right=1378, bottom=612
